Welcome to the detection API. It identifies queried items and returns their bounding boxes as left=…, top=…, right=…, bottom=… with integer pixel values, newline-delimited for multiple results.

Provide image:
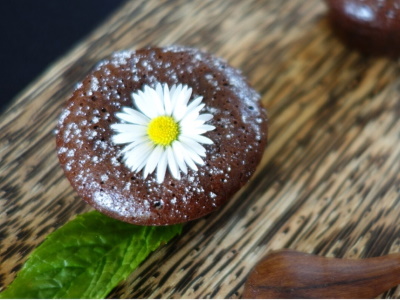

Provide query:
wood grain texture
left=0, top=0, right=399, bottom=298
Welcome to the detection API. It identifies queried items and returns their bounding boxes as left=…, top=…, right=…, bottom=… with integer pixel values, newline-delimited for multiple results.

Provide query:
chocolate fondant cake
left=56, top=46, right=268, bottom=225
left=326, top=0, right=400, bottom=57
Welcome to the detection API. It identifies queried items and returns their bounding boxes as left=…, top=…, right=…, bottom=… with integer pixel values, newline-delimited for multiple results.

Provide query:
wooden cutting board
left=1, top=0, right=399, bottom=298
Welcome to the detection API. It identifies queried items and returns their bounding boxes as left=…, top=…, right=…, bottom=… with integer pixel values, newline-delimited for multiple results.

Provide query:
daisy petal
left=155, top=82, right=163, bottom=100
left=120, top=135, right=148, bottom=152
left=180, top=119, right=207, bottom=130
left=124, top=152, right=139, bottom=171
left=124, top=148, right=141, bottom=170
left=156, top=151, right=168, bottom=183
left=186, top=149, right=205, bottom=166
left=172, top=85, right=192, bottom=120
left=181, top=85, right=192, bottom=106
left=133, top=156, right=148, bottom=174
left=172, top=141, right=188, bottom=174
left=134, top=147, right=153, bottom=171
left=169, top=84, right=177, bottom=101
left=197, top=113, right=213, bottom=123
left=163, top=83, right=172, bottom=115
left=179, top=136, right=206, bottom=156
left=143, top=146, right=163, bottom=178
left=166, top=147, right=180, bottom=180
left=170, top=84, right=182, bottom=111
left=187, top=95, right=203, bottom=107
left=190, top=134, right=214, bottom=145
left=112, top=132, right=144, bottom=144
left=182, top=152, right=198, bottom=171
left=124, top=143, right=152, bottom=172
left=180, top=103, right=205, bottom=123
left=181, top=142, right=205, bottom=166
left=144, top=85, right=165, bottom=115
left=198, top=124, right=216, bottom=132
left=120, top=141, right=138, bottom=154
left=131, top=146, right=152, bottom=172
left=120, top=107, right=150, bottom=125
left=182, top=124, right=215, bottom=135
left=110, top=123, right=147, bottom=134
left=132, top=91, right=157, bottom=119
left=185, top=96, right=203, bottom=116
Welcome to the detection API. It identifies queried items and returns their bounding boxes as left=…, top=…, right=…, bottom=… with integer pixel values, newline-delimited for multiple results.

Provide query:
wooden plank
left=0, top=0, right=399, bottom=298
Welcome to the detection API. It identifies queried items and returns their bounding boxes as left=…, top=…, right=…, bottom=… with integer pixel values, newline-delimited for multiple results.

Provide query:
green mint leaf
left=0, top=211, right=182, bottom=299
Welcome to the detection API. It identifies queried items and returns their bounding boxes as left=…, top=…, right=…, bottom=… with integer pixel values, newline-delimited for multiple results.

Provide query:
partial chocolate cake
left=56, top=46, right=268, bottom=225
left=326, top=0, right=400, bottom=57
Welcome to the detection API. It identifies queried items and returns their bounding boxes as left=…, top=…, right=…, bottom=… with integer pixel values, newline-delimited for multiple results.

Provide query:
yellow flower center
left=147, top=116, right=180, bottom=146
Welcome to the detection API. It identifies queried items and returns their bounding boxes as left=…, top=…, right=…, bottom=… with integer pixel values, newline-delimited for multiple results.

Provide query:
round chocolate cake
left=326, top=0, right=400, bottom=57
left=56, top=46, right=268, bottom=225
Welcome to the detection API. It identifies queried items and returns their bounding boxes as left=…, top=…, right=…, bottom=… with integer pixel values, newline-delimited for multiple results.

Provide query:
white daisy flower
left=111, top=83, right=215, bottom=183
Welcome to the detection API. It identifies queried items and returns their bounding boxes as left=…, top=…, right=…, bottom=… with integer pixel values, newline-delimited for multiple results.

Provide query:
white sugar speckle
left=87, top=130, right=98, bottom=140
left=101, top=174, right=109, bottom=182
left=111, top=50, right=132, bottom=67
left=58, top=109, right=70, bottom=125
left=58, top=147, right=67, bottom=154
left=123, top=182, right=131, bottom=191
left=67, top=149, right=75, bottom=157
left=90, top=77, right=99, bottom=91
left=111, top=157, right=120, bottom=166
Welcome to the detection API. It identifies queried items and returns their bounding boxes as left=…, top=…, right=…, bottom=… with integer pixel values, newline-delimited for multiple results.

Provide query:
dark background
left=0, top=0, right=126, bottom=113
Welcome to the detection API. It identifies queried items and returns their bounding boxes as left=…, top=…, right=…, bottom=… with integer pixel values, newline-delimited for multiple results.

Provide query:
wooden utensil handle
left=244, top=250, right=400, bottom=299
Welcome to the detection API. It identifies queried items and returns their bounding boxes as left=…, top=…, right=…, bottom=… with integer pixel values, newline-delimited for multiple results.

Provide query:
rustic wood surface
left=1, top=0, right=399, bottom=298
